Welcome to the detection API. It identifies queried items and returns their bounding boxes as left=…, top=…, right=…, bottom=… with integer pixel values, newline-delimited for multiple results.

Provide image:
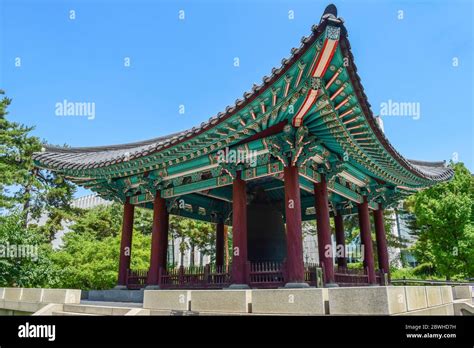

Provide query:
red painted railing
left=160, top=264, right=231, bottom=289
left=247, top=261, right=285, bottom=288
left=126, top=269, right=148, bottom=289
left=126, top=262, right=330, bottom=289
left=334, top=267, right=387, bottom=286
left=334, top=268, right=369, bottom=286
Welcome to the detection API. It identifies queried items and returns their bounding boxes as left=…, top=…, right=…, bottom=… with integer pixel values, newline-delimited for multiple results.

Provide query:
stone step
left=52, top=311, right=97, bottom=316
left=63, top=304, right=135, bottom=316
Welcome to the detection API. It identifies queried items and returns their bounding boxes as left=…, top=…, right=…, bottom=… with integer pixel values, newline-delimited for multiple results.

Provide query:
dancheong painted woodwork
left=32, top=4, right=453, bottom=288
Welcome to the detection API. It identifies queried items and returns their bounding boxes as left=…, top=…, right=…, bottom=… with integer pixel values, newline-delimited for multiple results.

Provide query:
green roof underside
left=33, top=6, right=453, bottom=224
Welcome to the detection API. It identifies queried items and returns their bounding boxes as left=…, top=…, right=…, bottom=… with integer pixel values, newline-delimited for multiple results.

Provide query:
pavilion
left=33, top=5, right=453, bottom=289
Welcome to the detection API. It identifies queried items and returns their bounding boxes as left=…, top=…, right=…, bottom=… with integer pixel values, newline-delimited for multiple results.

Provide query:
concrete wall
left=3, top=285, right=469, bottom=316
left=0, top=288, right=81, bottom=315
left=328, top=286, right=407, bottom=315
left=328, top=286, right=463, bottom=316
left=251, top=288, right=326, bottom=315
left=144, top=290, right=191, bottom=311
left=142, top=286, right=469, bottom=316
left=191, top=290, right=251, bottom=313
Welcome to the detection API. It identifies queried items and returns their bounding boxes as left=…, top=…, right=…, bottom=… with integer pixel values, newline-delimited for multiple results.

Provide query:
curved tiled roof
left=408, top=160, right=453, bottom=181
left=36, top=132, right=181, bottom=169
left=336, top=35, right=454, bottom=182
left=33, top=4, right=453, bottom=183
left=33, top=18, right=329, bottom=171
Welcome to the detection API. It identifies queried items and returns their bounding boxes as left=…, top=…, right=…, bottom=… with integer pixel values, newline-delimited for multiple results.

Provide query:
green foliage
left=68, top=203, right=123, bottom=240
left=347, top=261, right=363, bottom=270
left=0, top=90, right=76, bottom=238
left=390, top=266, right=445, bottom=281
left=0, top=213, right=60, bottom=287
left=169, top=216, right=215, bottom=265
left=52, top=226, right=151, bottom=290
left=47, top=204, right=220, bottom=289
left=406, top=162, right=474, bottom=280
left=47, top=204, right=153, bottom=290
left=412, top=262, right=436, bottom=277
left=390, top=267, right=416, bottom=280
left=0, top=91, right=38, bottom=209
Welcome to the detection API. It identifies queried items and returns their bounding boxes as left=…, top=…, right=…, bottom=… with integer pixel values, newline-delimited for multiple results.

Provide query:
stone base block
left=190, top=290, right=251, bottom=313
left=42, top=289, right=81, bottom=304
left=452, top=286, right=472, bottom=301
left=440, top=286, right=453, bottom=304
left=143, top=290, right=191, bottom=311
left=4, top=288, right=23, bottom=302
left=426, top=286, right=442, bottom=307
left=251, top=288, right=325, bottom=314
left=405, top=286, right=427, bottom=311
left=328, top=286, right=407, bottom=315
left=21, top=288, right=43, bottom=303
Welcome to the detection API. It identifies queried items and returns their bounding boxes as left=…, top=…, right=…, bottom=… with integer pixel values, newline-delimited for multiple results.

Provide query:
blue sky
left=1, top=0, right=472, bottom=197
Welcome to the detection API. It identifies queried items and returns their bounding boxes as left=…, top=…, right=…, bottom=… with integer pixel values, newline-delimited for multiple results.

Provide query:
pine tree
left=0, top=90, right=76, bottom=240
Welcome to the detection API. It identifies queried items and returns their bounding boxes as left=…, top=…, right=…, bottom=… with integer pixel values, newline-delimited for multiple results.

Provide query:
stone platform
left=0, top=285, right=472, bottom=316
left=142, top=285, right=473, bottom=316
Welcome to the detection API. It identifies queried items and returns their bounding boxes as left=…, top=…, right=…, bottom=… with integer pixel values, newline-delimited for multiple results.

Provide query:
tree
left=302, top=209, right=402, bottom=268
left=0, top=90, right=37, bottom=210
left=51, top=230, right=151, bottom=290
left=51, top=204, right=153, bottom=290
left=0, top=212, right=60, bottom=288
left=0, top=90, right=76, bottom=237
left=406, top=162, right=474, bottom=280
left=67, top=202, right=153, bottom=240
left=185, top=219, right=215, bottom=266
left=169, top=216, right=215, bottom=267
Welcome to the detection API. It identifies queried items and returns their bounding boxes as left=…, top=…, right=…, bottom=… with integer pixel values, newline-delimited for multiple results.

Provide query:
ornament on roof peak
left=321, top=4, right=338, bottom=21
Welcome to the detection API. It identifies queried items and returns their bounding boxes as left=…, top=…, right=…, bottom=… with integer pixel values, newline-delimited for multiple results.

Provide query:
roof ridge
left=42, top=130, right=185, bottom=153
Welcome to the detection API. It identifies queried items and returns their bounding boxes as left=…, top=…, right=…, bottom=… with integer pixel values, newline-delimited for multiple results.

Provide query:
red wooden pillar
left=283, top=164, right=307, bottom=286
left=374, top=203, right=390, bottom=281
left=160, top=205, right=169, bottom=269
left=334, top=209, right=347, bottom=269
left=147, top=191, right=169, bottom=286
left=230, top=171, right=248, bottom=287
left=224, top=225, right=229, bottom=267
left=117, top=197, right=134, bottom=287
left=314, top=174, right=336, bottom=285
left=216, top=219, right=225, bottom=267
left=357, top=196, right=377, bottom=284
